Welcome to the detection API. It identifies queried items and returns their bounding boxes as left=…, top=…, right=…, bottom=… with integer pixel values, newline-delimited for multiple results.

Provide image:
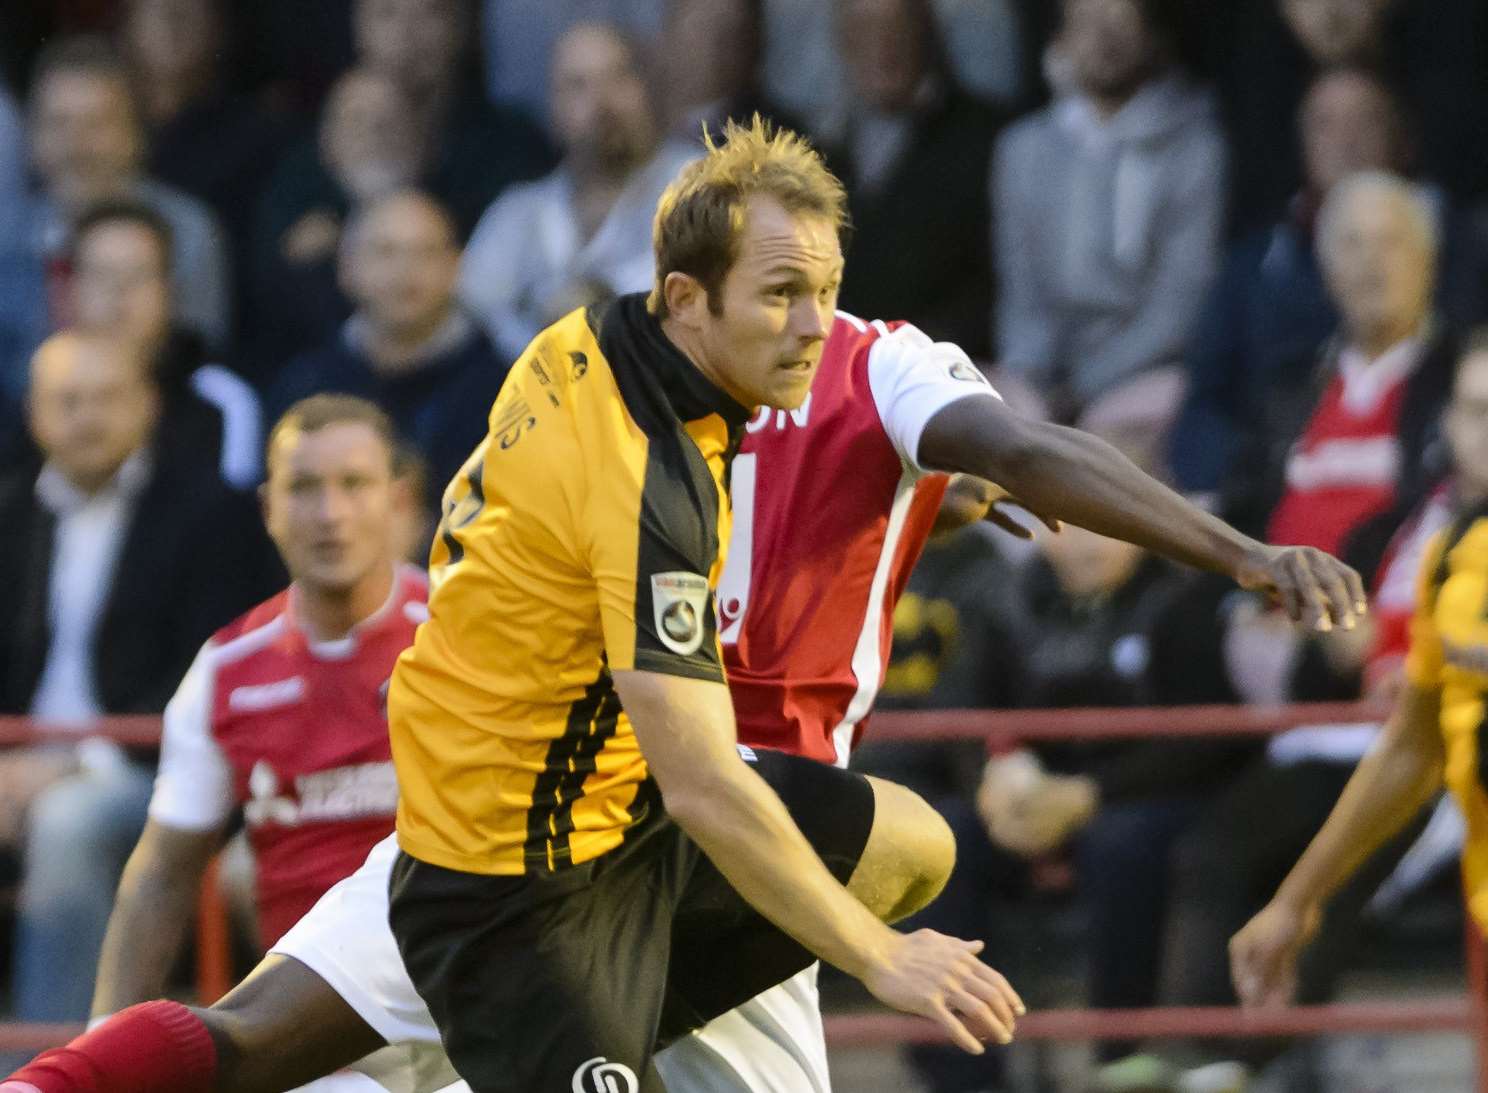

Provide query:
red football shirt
left=722, top=314, right=1001, bottom=765
left=149, top=565, right=427, bottom=945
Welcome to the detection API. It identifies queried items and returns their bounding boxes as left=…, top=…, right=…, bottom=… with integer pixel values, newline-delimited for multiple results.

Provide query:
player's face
left=265, top=423, right=397, bottom=595
left=73, top=221, right=172, bottom=350
left=699, top=197, right=841, bottom=411
left=1446, top=353, right=1488, bottom=498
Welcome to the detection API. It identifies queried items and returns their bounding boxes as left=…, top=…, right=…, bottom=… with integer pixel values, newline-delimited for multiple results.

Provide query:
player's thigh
left=660, top=749, right=875, bottom=1041
left=206, top=954, right=387, bottom=1093
left=656, top=965, right=831, bottom=1093
left=388, top=836, right=684, bottom=1093
left=849, top=774, right=957, bottom=923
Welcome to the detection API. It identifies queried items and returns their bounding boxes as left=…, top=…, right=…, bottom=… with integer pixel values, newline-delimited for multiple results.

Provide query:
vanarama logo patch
left=651, top=572, right=709, bottom=656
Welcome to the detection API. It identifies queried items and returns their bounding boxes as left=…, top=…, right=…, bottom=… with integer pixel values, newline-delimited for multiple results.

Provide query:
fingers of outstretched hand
left=944, top=982, right=1011, bottom=1045
left=985, top=507, right=1034, bottom=540
left=1308, top=551, right=1359, bottom=630
left=927, top=997, right=984, bottom=1054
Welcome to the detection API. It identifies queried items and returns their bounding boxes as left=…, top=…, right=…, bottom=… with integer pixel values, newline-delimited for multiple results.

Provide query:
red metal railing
left=0, top=701, right=1478, bottom=1091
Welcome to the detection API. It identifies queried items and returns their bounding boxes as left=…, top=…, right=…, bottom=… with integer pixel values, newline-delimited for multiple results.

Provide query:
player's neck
left=658, top=316, right=755, bottom=409
left=295, top=563, right=397, bottom=642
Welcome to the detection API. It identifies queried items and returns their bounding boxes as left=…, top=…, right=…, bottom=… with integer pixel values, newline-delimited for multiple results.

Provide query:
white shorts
left=272, top=834, right=831, bottom=1093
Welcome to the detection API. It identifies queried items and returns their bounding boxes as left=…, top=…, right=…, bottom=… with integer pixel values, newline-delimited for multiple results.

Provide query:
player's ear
left=662, top=271, right=707, bottom=329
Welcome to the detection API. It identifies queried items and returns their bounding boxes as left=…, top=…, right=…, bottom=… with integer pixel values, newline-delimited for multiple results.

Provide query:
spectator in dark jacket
left=0, top=331, right=277, bottom=1027
left=1204, top=0, right=1488, bottom=232
left=270, top=190, right=510, bottom=502
left=824, top=0, right=1003, bottom=359
left=251, top=67, right=426, bottom=367
left=352, top=0, right=555, bottom=237
left=71, top=200, right=264, bottom=490
left=117, top=0, right=298, bottom=334
left=1220, top=171, right=1453, bottom=549
left=906, top=523, right=1252, bottom=1092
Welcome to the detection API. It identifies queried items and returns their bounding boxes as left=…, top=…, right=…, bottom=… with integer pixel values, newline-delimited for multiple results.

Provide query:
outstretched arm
left=1229, top=682, right=1444, bottom=1007
left=917, top=396, right=1366, bottom=630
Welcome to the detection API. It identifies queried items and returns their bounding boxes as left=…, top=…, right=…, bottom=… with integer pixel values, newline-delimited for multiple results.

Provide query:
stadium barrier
left=0, top=702, right=1480, bottom=1092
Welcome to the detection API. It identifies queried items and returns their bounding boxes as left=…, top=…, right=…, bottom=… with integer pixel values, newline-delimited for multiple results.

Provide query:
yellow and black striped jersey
left=388, top=295, right=748, bottom=875
left=1403, top=504, right=1488, bottom=932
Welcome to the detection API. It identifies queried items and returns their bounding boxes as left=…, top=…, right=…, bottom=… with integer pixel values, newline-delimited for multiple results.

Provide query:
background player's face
left=341, top=193, right=460, bottom=336
left=27, top=336, right=158, bottom=494
left=73, top=220, right=172, bottom=351
left=701, top=195, right=840, bottom=410
left=1446, top=352, right=1488, bottom=502
left=264, top=423, right=398, bottom=596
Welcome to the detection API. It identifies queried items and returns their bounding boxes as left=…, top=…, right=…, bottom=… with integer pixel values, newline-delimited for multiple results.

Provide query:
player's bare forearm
left=919, top=398, right=1365, bottom=630
left=615, top=670, right=896, bottom=979
left=92, top=820, right=221, bottom=1018
left=1271, top=683, right=1445, bottom=916
left=919, top=397, right=1251, bottom=574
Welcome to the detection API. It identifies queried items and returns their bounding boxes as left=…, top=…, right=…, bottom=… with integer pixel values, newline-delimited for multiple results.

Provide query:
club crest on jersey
left=651, top=572, right=709, bottom=656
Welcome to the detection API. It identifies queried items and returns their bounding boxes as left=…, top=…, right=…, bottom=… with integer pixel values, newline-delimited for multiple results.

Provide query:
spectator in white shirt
left=459, top=21, right=697, bottom=362
left=0, top=332, right=275, bottom=1030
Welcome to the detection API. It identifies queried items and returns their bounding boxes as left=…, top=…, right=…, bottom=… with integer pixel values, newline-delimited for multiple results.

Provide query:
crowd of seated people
left=0, top=1, right=1485, bottom=1091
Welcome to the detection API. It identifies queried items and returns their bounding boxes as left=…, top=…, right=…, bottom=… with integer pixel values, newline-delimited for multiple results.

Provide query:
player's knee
left=852, top=778, right=956, bottom=923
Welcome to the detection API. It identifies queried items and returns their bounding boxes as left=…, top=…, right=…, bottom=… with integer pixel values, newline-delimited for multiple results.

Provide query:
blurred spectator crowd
left=1, top=0, right=1487, bottom=1090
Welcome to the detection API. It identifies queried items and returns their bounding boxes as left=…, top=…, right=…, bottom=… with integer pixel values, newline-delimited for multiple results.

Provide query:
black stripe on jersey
left=523, top=670, right=621, bottom=871
left=439, top=454, right=487, bottom=568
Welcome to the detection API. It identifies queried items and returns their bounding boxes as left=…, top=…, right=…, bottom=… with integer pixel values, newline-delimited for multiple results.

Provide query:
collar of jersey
left=598, top=293, right=752, bottom=429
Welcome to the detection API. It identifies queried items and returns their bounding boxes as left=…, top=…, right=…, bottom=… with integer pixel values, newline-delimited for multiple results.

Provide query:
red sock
left=0, top=1001, right=216, bottom=1093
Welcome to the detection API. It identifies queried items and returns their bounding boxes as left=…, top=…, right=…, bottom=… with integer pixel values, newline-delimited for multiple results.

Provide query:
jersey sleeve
left=590, top=445, right=727, bottom=684
left=865, top=322, right=1002, bottom=474
left=1403, top=529, right=1448, bottom=689
left=148, top=644, right=236, bottom=831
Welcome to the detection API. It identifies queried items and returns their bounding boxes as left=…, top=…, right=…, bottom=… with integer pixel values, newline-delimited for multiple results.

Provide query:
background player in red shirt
left=86, top=394, right=426, bottom=1084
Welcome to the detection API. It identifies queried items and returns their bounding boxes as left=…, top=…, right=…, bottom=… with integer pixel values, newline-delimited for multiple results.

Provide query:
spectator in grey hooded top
left=993, top=0, right=1225, bottom=429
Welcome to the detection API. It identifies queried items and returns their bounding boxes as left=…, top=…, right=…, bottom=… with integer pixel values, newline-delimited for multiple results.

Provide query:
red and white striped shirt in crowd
left=1267, top=337, right=1423, bottom=555
left=148, top=565, right=428, bottom=945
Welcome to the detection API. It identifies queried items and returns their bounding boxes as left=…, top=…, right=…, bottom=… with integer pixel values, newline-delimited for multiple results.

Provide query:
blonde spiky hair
left=648, top=115, right=848, bottom=317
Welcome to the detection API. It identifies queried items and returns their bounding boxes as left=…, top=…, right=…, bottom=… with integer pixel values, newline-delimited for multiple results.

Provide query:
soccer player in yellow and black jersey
left=384, top=121, right=1025, bottom=1092
left=1232, top=331, right=1488, bottom=1011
